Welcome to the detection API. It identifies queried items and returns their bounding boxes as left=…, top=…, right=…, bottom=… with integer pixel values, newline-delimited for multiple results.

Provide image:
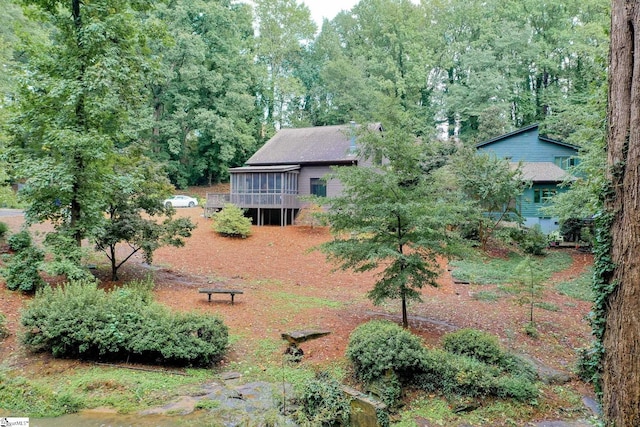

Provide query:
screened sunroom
left=206, top=165, right=301, bottom=225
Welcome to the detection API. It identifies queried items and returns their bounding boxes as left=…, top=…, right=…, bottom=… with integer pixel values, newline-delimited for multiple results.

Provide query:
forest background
left=0, top=0, right=609, bottom=215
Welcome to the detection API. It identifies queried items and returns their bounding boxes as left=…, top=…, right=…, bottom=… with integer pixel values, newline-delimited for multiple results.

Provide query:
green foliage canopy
left=320, top=118, right=466, bottom=328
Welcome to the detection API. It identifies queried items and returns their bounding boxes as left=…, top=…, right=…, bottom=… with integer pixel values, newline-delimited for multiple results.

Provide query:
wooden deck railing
left=205, top=192, right=300, bottom=216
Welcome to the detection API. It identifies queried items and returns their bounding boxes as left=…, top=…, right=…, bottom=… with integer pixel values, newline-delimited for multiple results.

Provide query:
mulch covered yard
left=0, top=205, right=593, bottom=385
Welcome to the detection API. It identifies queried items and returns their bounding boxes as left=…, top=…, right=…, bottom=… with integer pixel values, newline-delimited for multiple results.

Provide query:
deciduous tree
left=8, top=0, right=152, bottom=246
left=599, top=1, right=640, bottom=425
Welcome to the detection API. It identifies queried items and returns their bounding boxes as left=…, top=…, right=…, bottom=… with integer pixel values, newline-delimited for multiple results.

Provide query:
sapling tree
left=319, top=117, right=466, bottom=328
left=509, top=256, right=547, bottom=336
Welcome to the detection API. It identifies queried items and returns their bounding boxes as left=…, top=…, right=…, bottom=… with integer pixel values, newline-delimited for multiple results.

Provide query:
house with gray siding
left=476, top=123, right=580, bottom=233
left=207, top=123, right=379, bottom=225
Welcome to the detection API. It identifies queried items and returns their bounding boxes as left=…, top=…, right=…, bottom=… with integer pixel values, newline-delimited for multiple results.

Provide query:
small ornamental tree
left=319, top=119, right=465, bottom=328
left=452, top=148, right=527, bottom=250
left=94, top=157, right=196, bottom=281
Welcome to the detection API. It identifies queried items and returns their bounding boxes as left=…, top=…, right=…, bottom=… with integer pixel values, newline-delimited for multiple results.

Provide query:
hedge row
left=20, top=280, right=228, bottom=366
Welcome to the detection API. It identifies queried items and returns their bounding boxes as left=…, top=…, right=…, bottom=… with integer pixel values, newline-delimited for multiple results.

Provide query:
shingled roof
left=511, top=162, right=574, bottom=183
left=246, top=124, right=372, bottom=166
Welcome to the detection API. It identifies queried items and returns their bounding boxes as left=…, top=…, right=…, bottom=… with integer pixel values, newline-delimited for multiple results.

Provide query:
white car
left=163, top=195, right=198, bottom=208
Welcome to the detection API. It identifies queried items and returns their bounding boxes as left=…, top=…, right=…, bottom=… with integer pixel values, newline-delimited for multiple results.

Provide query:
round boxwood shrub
left=20, top=280, right=228, bottom=366
left=346, top=320, right=427, bottom=383
left=212, top=204, right=252, bottom=238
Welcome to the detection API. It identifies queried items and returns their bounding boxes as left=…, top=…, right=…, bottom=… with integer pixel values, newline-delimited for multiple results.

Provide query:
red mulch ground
left=0, top=202, right=594, bottom=387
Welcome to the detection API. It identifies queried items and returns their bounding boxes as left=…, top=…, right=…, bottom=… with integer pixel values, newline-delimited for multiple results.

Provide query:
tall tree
left=319, top=112, right=464, bottom=328
left=147, top=0, right=260, bottom=188
left=599, top=1, right=640, bottom=425
left=8, top=0, right=152, bottom=246
left=254, top=0, right=316, bottom=129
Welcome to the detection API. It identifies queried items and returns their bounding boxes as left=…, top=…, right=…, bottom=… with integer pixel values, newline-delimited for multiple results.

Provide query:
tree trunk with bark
left=603, top=1, right=640, bottom=425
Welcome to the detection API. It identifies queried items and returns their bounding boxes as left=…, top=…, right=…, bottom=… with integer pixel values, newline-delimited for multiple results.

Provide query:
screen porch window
left=310, top=178, right=326, bottom=197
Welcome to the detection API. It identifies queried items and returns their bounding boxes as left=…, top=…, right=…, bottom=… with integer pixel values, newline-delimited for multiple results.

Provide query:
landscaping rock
left=582, top=395, right=601, bottom=416
left=529, top=421, right=593, bottom=427
left=517, top=354, right=572, bottom=385
left=342, top=385, right=387, bottom=427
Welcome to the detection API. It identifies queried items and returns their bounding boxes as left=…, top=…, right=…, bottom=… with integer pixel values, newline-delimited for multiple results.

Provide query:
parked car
left=163, top=195, right=198, bottom=208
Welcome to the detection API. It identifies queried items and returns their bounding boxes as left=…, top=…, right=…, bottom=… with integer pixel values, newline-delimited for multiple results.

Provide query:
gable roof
left=246, top=124, right=371, bottom=166
left=511, top=162, right=574, bottom=183
left=476, top=123, right=580, bottom=151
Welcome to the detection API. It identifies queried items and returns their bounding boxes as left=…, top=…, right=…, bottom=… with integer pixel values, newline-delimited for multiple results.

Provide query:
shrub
left=0, top=313, right=8, bottom=339
left=491, top=375, right=539, bottom=402
left=416, top=349, right=538, bottom=401
left=8, top=230, right=33, bottom=251
left=2, top=231, right=45, bottom=292
left=498, top=353, right=538, bottom=381
left=442, top=329, right=504, bottom=365
left=0, top=221, right=8, bottom=240
left=369, top=373, right=402, bottom=408
left=20, top=280, right=228, bottom=366
left=346, top=320, right=427, bottom=382
left=295, top=371, right=351, bottom=426
left=212, top=204, right=252, bottom=238
left=519, top=225, right=548, bottom=255
left=442, top=329, right=537, bottom=381
left=416, top=348, right=498, bottom=396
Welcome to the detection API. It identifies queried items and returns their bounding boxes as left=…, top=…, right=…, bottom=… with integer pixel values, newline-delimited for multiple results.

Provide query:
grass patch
left=534, top=301, right=560, bottom=312
left=450, top=251, right=573, bottom=286
left=269, top=291, right=343, bottom=313
left=555, top=267, right=593, bottom=302
left=393, top=395, right=540, bottom=426
left=0, top=365, right=213, bottom=417
left=472, top=290, right=502, bottom=302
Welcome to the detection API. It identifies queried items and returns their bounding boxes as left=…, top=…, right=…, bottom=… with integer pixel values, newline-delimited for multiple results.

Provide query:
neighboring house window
left=533, top=188, right=556, bottom=203
left=554, top=156, right=578, bottom=170
left=310, top=178, right=326, bottom=197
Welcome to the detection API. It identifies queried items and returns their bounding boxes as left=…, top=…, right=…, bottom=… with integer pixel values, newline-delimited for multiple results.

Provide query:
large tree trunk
left=603, top=1, right=640, bottom=425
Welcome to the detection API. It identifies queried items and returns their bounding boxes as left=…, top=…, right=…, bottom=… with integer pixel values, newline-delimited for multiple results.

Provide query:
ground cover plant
left=556, top=267, right=594, bottom=301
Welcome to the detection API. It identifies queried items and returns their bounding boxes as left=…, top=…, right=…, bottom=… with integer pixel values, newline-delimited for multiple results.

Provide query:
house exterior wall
left=518, top=184, right=571, bottom=233
left=298, top=165, right=345, bottom=198
left=477, top=130, right=577, bottom=162
left=476, top=127, right=579, bottom=233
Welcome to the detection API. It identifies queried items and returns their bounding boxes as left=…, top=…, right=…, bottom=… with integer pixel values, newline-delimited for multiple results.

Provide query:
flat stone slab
left=281, top=330, right=331, bottom=345
left=531, top=421, right=593, bottom=427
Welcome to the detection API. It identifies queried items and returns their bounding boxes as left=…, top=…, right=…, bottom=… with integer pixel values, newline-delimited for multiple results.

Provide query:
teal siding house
left=476, top=124, right=580, bottom=233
